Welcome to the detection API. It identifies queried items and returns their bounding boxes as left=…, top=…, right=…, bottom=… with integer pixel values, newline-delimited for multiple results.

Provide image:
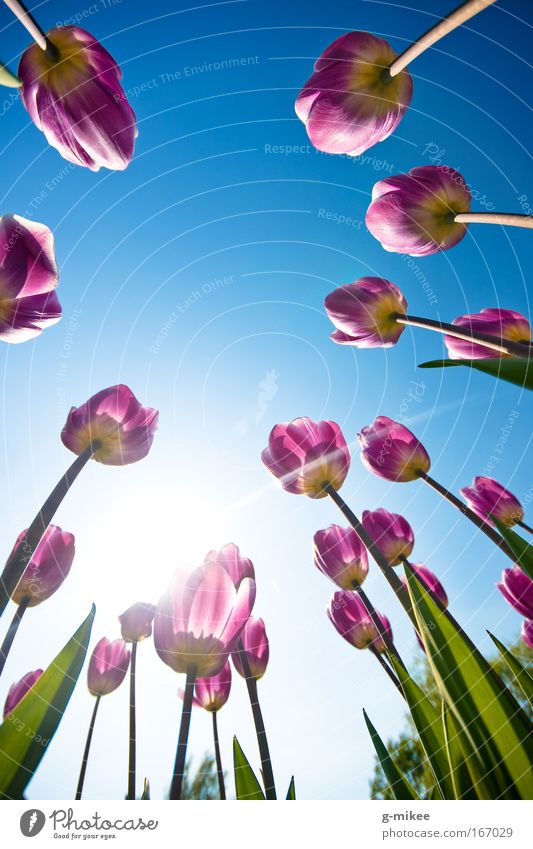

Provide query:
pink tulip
left=203, top=543, right=255, bottom=587
left=295, top=32, right=412, bottom=156
left=324, top=277, right=407, bottom=348
left=262, top=417, right=350, bottom=498
left=521, top=620, right=533, bottom=650
left=366, top=166, right=471, bottom=255
left=180, top=660, right=232, bottom=712
left=313, top=524, right=368, bottom=589
left=119, top=602, right=156, bottom=643
left=11, top=525, right=75, bottom=606
left=328, top=591, right=391, bottom=653
left=460, top=476, right=524, bottom=528
left=444, top=308, right=531, bottom=361
left=361, top=508, right=414, bottom=566
left=61, top=384, right=158, bottom=465
left=358, top=416, right=430, bottom=482
left=87, top=637, right=130, bottom=696
left=404, top=563, right=448, bottom=607
left=19, top=26, right=136, bottom=171
left=232, top=617, right=270, bottom=680
left=3, top=669, right=43, bottom=717
left=497, top=567, right=533, bottom=620
left=154, top=561, right=256, bottom=678
left=0, top=213, right=61, bottom=343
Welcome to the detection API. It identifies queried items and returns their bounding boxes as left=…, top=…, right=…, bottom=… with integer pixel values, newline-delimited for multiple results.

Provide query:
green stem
left=170, top=665, right=197, bottom=800
left=127, top=642, right=137, bottom=800
left=355, top=585, right=405, bottom=669
left=395, top=313, right=532, bottom=359
left=0, top=445, right=96, bottom=619
left=212, top=711, right=226, bottom=800
left=75, top=695, right=101, bottom=800
left=518, top=519, right=533, bottom=535
left=237, top=642, right=277, bottom=799
left=368, top=645, right=405, bottom=698
left=0, top=598, right=28, bottom=678
left=418, top=471, right=514, bottom=560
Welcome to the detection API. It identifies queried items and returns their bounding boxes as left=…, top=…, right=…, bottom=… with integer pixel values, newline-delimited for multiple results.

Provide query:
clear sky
left=0, top=0, right=531, bottom=801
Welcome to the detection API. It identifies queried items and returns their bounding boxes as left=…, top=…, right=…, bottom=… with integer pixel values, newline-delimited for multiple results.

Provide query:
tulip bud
left=461, top=476, right=525, bottom=528
left=180, top=661, right=232, bottom=712
left=361, top=508, right=414, bottom=566
left=445, top=309, right=531, bottom=361
left=327, top=591, right=392, bottom=653
left=497, top=567, right=533, bottom=620
left=325, top=277, right=407, bottom=348
left=314, top=524, right=368, bottom=589
left=3, top=669, right=43, bottom=718
left=119, top=602, right=156, bottom=643
left=11, top=525, right=75, bottom=607
left=232, top=617, right=270, bottom=680
left=87, top=637, right=130, bottom=696
left=358, top=416, right=430, bottom=482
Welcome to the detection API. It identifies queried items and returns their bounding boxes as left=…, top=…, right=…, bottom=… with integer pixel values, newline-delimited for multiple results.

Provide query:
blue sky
left=0, top=0, right=532, bottom=800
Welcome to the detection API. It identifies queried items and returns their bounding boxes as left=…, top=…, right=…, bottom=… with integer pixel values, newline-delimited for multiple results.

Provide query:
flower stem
left=0, top=598, right=28, bottom=678
left=212, top=711, right=226, bottom=800
left=0, top=445, right=96, bottom=619
left=127, top=642, right=137, bottom=800
left=454, top=212, right=533, bottom=229
left=389, top=0, right=497, bottom=77
left=2, top=0, right=52, bottom=53
left=418, top=471, right=514, bottom=560
left=518, top=520, right=533, bottom=535
left=355, top=584, right=405, bottom=668
left=325, top=484, right=417, bottom=628
left=75, top=695, right=101, bottom=800
left=170, top=665, right=197, bottom=800
left=237, top=642, right=277, bottom=799
left=395, top=313, right=532, bottom=359
left=368, top=645, right=404, bottom=698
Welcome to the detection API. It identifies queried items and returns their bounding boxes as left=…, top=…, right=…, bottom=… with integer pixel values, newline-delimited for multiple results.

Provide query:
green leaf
left=140, top=778, right=150, bottom=800
left=0, top=61, right=22, bottom=88
left=389, top=656, right=451, bottom=799
left=404, top=565, right=533, bottom=799
left=492, top=519, right=533, bottom=581
left=419, top=358, right=532, bottom=390
left=442, top=705, right=482, bottom=800
left=286, top=776, right=296, bottom=799
left=363, top=710, right=419, bottom=800
left=0, top=605, right=95, bottom=799
left=233, top=737, right=265, bottom=800
left=488, top=632, right=533, bottom=708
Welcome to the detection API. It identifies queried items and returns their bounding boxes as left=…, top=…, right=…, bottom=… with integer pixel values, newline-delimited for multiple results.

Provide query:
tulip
left=3, top=669, right=43, bottom=718
left=361, top=508, right=414, bottom=566
left=154, top=560, right=255, bottom=799
left=461, top=476, right=526, bottom=529
left=76, top=637, right=130, bottom=800
left=445, top=309, right=532, bottom=361
left=18, top=26, right=137, bottom=171
left=0, top=213, right=61, bottom=343
left=313, top=524, right=368, bottom=589
left=0, top=525, right=75, bottom=679
left=521, top=620, right=533, bottom=650
left=324, top=277, right=407, bottom=347
left=232, top=616, right=270, bottom=680
left=497, top=567, right=533, bottom=620
left=61, top=384, right=158, bottom=466
left=366, top=165, right=532, bottom=256
left=358, top=416, right=514, bottom=560
left=403, top=564, right=448, bottom=651
left=119, top=602, right=156, bottom=800
left=295, top=32, right=412, bottom=157
left=328, top=591, right=392, bottom=654
left=262, top=417, right=350, bottom=498
left=203, top=542, right=255, bottom=587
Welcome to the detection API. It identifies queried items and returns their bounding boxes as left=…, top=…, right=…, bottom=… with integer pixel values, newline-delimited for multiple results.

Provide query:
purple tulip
left=358, top=416, right=430, bottom=483
left=324, top=277, right=407, bottom=348
left=521, top=620, right=533, bottom=650
left=61, top=384, right=158, bottom=466
left=262, top=417, right=350, bottom=498
left=180, top=660, right=232, bottom=712
left=119, top=602, right=156, bottom=643
left=327, top=591, right=392, bottom=653
left=366, top=166, right=471, bottom=255
left=461, top=476, right=524, bottom=528
left=154, top=561, right=256, bottom=678
left=361, top=508, right=414, bottom=566
left=444, top=308, right=531, bottom=360
left=295, top=31, right=413, bottom=156
left=497, top=567, right=533, bottom=620
left=405, top=563, right=448, bottom=607
left=0, top=213, right=61, bottom=343
left=10, top=524, right=75, bottom=606
left=313, top=524, right=368, bottom=589
left=87, top=637, right=130, bottom=696
left=203, top=543, right=255, bottom=587
left=3, top=669, right=43, bottom=718
left=231, top=616, right=270, bottom=680
left=19, top=26, right=137, bottom=171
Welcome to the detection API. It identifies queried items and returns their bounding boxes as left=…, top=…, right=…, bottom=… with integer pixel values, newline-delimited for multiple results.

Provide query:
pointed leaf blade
left=286, top=776, right=296, bottom=799
left=492, top=519, right=533, bottom=580
left=418, top=358, right=533, bottom=390
left=233, top=736, right=265, bottom=800
left=488, top=632, right=533, bottom=707
left=0, top=61, right=22, bottom=88
left=363, top=710, right=419, bottom=800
